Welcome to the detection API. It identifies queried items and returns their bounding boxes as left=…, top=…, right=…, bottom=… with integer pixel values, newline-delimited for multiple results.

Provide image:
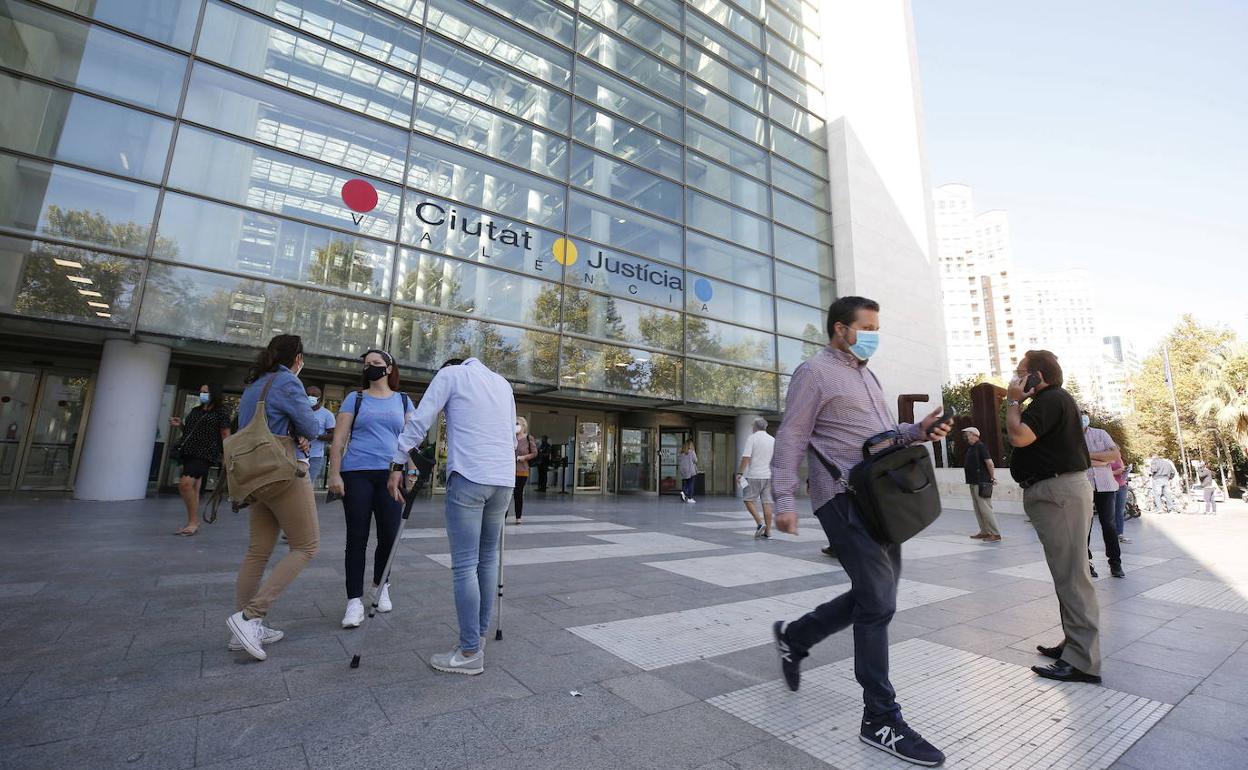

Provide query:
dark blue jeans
left=1086, top=490, right=1121, bottom=567
left=1113, top=486, right=1128, bottom=535
left=681, top=476, right=695, bottom=499
left=341, top=470, right=402, bottom=600
left=785, top=493, right=902, bottom=721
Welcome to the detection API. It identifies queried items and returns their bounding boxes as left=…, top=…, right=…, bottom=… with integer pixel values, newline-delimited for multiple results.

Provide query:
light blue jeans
left=445, top=472, right=511, bottom=653
left=307, top=456, right=326, bottom=488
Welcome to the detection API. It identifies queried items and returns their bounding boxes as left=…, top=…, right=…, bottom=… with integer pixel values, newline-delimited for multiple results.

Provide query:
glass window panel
left=413, top=83, right=568, bottom=180
left=561, top=238, right=683, bottom=309
left=685, top=152, right=769, bottom=214
left=776, top=297, right=825, bottom=343
left=572, top=102, right=680, bottom=180
left=686, top=272, right=773, bottom=330
left=407, top=134, right=565, bottom=229
left=579, top=0, right=680, bottom=64
left=774, top=224, right=833, bottom=275
left=765, top=3, right=821, bottom=60
left=779, top=372, right=791, bottom=406
left=576, top=21, right=681, bottom=104
left=686, top=316, right=774, bottom=369
left=400, top=193, right=564, bottom=278
left=768, top=0, right=820, bottom=32
left=393, top=250, right=559, bottom=329
left=183, top=63, right=407, bottom=183
left=197, top=1, right=415, bottom=127
left=0, top=235, right=141, bottom=328
left=769, top=65, right=823, bottom=116
left=425, top=0, right=571, bottom=88
left=574, top=60, right=680, bottom=140
left=772, top=190, right=831, bottom=243
left=771, top=124, right=828, bottom=176
left=461, top=0, right=573, bottom=47
left=687, top=0, right=761, bottom=46
left=420, top=35, right=570, bottom=134
left=559, top=338, right=681, bottom=401
left=0, top=73, right=172, bottom=182
left=686, top=45, right=764, bottom=112
left=685, top=10, right=762, bottom=77
left=561, top=288, right=682, bottom=351
left=233, top=0, right=423, bottom=74
left=166, top=125, right=401, bottom=241
left=769, top=92, right=825, bottom=145
left=684, top=116, right=767, bottom=180
left=366, top=0, right=425, bottom=25
left=139, top=263, right=387, bottom=356
left=685, top=232, right=772, bottom=292
left=771, top=156, right=828, bottom=208
left=775, top=262, right=834, bottom=309
left=687, top=191, right=770, bottom=254
left=776, top=333, right=822, bottom=374
left=569, top=145, right=682, bottom=220
left=567, top=190, right=682, bottom=266
left=45, top=0, right=200, bottom=49
left=0, top=153, right=157, bottom=253
left=686, top=80, right=765, bottom=146
left=391, top=307, right=558, bottom=384
left=686, top=359, right=777, bottom=411
left=632, top=0, right=681, bottom=30
left=766, top=29, right=821, bottom=84
left=0, top=1, right=187, bottom=113
left=155, top=192, right=393, bottom=297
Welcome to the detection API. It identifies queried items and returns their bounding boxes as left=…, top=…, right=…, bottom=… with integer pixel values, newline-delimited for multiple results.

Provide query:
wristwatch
left=388, top=462, right=405, bottom=473
left=1007, top=399, right=1022, bottom=408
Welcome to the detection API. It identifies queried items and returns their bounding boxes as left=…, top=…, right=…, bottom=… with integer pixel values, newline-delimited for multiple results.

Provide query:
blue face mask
left=1081, top=415, right=1090, bottom=430
left=847, top=330, right=880, bottom=361
left=198, top=393, right=210, bottom=404
left=307, top=396, right=319, bottom=407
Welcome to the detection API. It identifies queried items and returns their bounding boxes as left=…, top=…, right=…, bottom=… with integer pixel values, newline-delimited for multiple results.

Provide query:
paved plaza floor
left=1, top=490, right=1247, bottom=769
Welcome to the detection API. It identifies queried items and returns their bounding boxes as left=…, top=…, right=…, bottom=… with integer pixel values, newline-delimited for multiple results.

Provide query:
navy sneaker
left=772, top=621, right=806, bottom=691
left=860, top=718, right=945, bottom=767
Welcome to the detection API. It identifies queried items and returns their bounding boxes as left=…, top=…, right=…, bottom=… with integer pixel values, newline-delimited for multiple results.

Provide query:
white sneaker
left=687, top=498, right=696, bottom=504
left=680, top=491, right=687, bottom=502
left=374, top=583, right=392, bottom=613
left=226, top=611, right=267, bottom=661
left=227, top=623, right=284, bottom=651
left=429, top=647, right=484, bottom=675
left=342, top=598, right=365, bottom=628
left=1118, top=534, right=1132, bottom=544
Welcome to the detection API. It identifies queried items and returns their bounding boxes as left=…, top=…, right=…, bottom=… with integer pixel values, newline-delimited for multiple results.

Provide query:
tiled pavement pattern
left=1, top=493, right=1247, bottom=769
left=643, top=552, right=842, bottom=587
left=992, top=555, right=1173, bottom=582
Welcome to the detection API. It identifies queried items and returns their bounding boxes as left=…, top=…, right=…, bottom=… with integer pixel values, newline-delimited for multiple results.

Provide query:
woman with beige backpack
left=224, top=334, right=321, bottom=661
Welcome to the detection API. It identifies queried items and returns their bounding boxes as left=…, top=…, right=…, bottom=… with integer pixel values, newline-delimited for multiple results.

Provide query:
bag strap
left=809, top=444, right=844, bottom=482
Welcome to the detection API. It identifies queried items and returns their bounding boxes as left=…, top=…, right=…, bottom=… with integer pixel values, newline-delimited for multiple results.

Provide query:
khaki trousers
left=1024, top=472, right=1101, bottom=675
left=969, top=485, right=1000, bottom=536
left=236, top=476, right=320, bottom=619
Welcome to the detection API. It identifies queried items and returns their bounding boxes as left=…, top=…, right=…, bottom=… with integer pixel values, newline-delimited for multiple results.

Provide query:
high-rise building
left=1014, top=270, right=1104, bottom=403
left=1098, top=335, right=1138, bottom=415
left=0, top=0, right=942, bottom=498
left=932, top=184, right=991, bottom=382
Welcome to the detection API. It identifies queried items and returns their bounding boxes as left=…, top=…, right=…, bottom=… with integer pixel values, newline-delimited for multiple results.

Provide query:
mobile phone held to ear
left=1024, top=372, right=1042, bottom=393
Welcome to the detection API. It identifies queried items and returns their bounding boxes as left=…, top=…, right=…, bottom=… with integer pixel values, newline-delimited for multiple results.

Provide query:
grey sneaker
left=430, top=647, right=484, bottom=675
left=754, top=524, right=766, bottom=538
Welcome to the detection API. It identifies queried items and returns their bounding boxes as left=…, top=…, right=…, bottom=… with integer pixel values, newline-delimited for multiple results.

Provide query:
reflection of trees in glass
left=42, top=205, right=151, bottom=252
left=687, top=358, right=777, bottom=411
left=307, top=238, right=382, bottom=295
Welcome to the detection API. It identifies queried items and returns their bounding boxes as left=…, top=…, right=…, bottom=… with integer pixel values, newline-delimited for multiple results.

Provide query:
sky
left=912, top=0, right=1248, bottom=357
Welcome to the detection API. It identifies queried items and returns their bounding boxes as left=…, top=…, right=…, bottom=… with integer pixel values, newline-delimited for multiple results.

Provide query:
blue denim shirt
left=238, top=366, right=319, bottom=442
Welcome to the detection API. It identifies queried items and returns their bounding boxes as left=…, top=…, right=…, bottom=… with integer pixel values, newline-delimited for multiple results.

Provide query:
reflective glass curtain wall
left=0, top=0, right=833, bottom=412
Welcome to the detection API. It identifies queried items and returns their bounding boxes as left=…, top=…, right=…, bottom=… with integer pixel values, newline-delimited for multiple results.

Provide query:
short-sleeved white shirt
left=742, top=431, right=775, bottom=479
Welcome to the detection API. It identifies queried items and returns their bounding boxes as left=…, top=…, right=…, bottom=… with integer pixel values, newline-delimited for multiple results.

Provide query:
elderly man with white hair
left=963, top=427, right=1000, bottom=542
left=736, top=417, right=776, bottom=538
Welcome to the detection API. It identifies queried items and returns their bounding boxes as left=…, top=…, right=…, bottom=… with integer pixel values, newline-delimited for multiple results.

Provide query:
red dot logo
left=341, top=179, right=378, bottom=213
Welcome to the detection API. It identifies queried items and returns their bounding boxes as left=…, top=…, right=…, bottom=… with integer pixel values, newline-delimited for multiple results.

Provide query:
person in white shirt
left=388, top=358, right=516, bottom=676
left=737, top=418, right=776, bottom=538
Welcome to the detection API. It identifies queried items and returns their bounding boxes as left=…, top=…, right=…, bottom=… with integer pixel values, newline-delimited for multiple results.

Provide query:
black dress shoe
left=1036, top=644, right=1063, bottom=660
left=1089, top=563, right=1099, bottom=578
left=1032, top=660, right=1101, bottom=684
left=1110, top=564, right=1125, bottom=578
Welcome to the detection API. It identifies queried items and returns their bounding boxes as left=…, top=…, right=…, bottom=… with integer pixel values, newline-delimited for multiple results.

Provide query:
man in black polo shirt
left=1007, top=349, right=1101, bottom=685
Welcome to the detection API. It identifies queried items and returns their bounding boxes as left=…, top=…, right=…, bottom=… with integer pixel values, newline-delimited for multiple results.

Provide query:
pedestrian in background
left=305, top=386, right=335, bottom=488
left=1197, top=461, right=1217, bottom=514
left=535, top=436, right=552, bottom=492
left=1082, top=412, right=1124, bottom=578
left=737, top=417, right=776, bottom=538
left=513, top=416, right=537, bottom=524
left=169, top=382, right=230, bottom=537
left=1111, top=459, right=1131, bottom=543
left=678, top=440, right=698, bottom=503
left=1149, top=455, right=1179, bottom=513
left=963, top=427, right=1000, bottom=542
left=327, top=349, right=415, bottom=629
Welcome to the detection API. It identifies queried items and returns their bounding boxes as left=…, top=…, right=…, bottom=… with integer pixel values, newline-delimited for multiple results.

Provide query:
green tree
left=1195, top=342, right=1248, bottom=486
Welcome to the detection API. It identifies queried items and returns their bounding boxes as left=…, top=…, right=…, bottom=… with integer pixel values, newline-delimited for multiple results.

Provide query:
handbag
left=812, top=430, right=943, bottom=545
left=978, top=482, right=994, bottom=499
left=220, top=374, right=304, bottom=509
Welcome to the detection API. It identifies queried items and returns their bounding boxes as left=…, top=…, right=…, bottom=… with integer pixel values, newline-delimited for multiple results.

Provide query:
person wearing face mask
left=512, top=416, right=538, bottom=523
left=1081, top=411, right=1124, bottom=579
left=769, top=296, right=952, bottom=768
left=327, top=349, right=415, bottom=629
left=169, top=382, right=231, bottom=536
left=304, top=386, right=335, bottom=488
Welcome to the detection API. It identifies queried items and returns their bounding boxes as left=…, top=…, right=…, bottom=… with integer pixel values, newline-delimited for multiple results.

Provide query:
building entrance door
left=697, top=430, right=735, bottom=496
left=0, top=368, right=92, bottom=491
left=574, top=416, right=603, bottom=492
left=658, top=429, right=689, bottom=495
left=618, top=428, right=653, bottom=493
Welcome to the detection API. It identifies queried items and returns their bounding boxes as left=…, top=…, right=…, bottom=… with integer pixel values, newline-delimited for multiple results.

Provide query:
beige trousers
left=235, top=476, right=320, bottom=619
left=969, top=485, right=1000, bottom=536
left=1024, top=472, right=1101, bottom=675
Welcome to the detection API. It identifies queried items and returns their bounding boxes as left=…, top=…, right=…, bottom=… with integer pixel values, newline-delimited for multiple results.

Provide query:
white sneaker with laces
left=226, top=611, right=267, bottom=661
left=430, top=647, right=484, bottom=675
left=687, top=498, right=696, bottom=504
left=374, top=583, right=392, bottom=613
left=342, top=598, right=365, bottom=628
left=228, top=623, right=284, bottom=651
left=679, top=491, right=687, bottom=502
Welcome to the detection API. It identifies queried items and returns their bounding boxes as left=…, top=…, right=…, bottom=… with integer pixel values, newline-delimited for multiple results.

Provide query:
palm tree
left=1195, top=342, right=1248, bottom=486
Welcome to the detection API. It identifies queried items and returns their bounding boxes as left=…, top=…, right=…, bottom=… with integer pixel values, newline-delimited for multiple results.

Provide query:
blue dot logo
left=694, top=278, right=713, bottom=303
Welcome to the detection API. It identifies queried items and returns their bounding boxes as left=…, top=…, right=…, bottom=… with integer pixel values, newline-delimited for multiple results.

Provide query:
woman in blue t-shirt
left=327, top=349, right=415, bottom=629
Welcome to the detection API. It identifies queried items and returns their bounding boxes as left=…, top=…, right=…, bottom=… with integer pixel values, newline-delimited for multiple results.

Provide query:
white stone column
left=74, top=339, right=171, bottom=501
left=735, top=413, right=763, bottom=473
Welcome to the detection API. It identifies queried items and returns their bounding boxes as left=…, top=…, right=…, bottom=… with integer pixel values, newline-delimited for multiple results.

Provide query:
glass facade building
left=0, top=0, right=838, bottom=495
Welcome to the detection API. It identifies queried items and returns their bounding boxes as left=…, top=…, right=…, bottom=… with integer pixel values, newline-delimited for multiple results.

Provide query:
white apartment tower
left=933, top=184, right=992, bottom=382
left=1014, top=270, right=1105, bottom=402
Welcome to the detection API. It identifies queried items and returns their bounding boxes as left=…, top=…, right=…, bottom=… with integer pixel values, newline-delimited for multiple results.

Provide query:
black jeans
left=341, top=470, right=402, bottom=600
left=1088, top=490, right=1121, bottom=567
left=786, top=493, right=902, bottom=721
left=536, top=464, right=549, bottom=491
left=513, top=475, right=527, bottom=519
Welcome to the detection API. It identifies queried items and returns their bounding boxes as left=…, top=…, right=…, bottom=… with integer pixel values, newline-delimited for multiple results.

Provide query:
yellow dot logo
left=552, top=238, right=578, bottom=266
